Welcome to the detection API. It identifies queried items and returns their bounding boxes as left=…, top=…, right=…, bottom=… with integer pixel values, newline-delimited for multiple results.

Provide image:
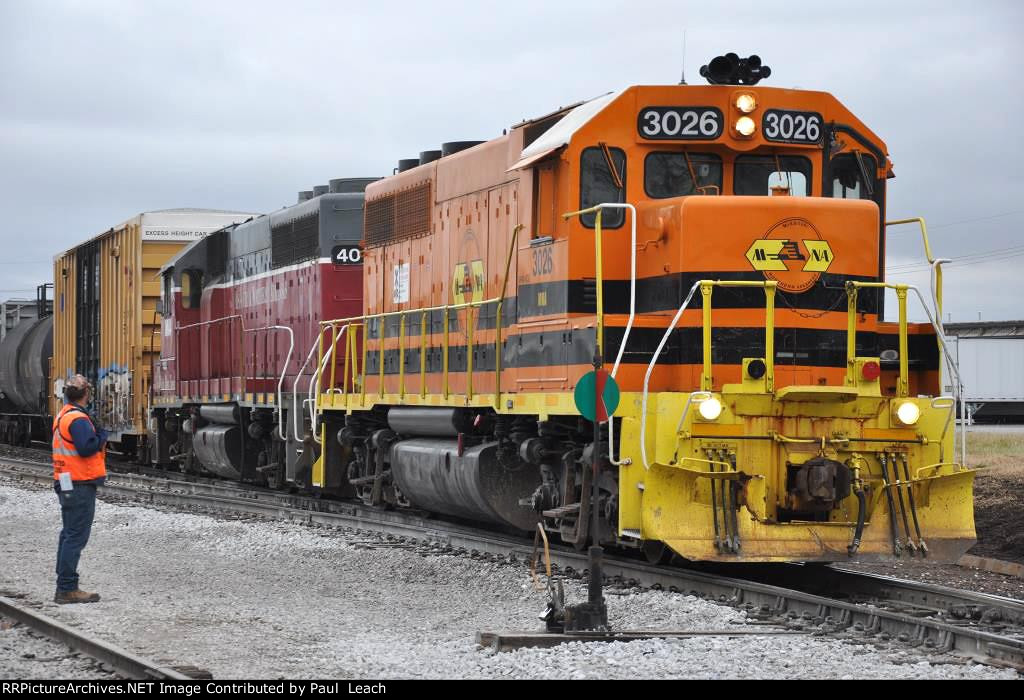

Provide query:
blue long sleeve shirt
left=67, top=412, right=108, bottom=457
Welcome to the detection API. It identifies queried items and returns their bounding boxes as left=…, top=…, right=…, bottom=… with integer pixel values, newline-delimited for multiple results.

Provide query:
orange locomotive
left=311, top=55, right=972, bottom=562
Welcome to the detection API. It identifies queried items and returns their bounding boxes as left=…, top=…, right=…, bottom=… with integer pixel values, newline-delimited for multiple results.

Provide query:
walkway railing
left=310, top=226, right=522, bottom=432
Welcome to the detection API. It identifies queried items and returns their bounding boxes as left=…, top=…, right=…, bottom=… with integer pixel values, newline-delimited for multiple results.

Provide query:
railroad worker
left=52, top=374, right=108, bottom=604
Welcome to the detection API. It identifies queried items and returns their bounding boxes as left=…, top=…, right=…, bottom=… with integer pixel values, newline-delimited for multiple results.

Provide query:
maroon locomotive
left=150, top=178, right=377, bottom=487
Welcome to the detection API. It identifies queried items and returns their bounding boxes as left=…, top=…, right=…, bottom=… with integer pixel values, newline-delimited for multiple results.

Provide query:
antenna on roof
left=679, top=29, right=688, bottom=85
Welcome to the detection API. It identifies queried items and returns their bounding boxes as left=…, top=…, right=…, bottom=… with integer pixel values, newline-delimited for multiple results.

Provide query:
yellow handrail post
left=849, top=280, right=912, bottom=395
left=887, top=217, right=935, bottom=266
left=494, top=300, right=503, bottom=410
left=594, top=209, right=604, bottom=358
left=466, top=305, right=474, bottom=401
left=700, top=281, right=714, bottom=392
left=377, top=316, right=385, bottom=399
left=328, top=322, right=339, bottom=399
left=326, top=324, right=339, bottom=409
left=350, top=325, right=360, bottom=396
left=562, top=207, right=609, bottom=362
left=764, top=282, right=776, bottom=392
left=360, top=323, right=367, bottom=406
left=341, top=326, right=351, bottom=409
left=846, top=283, right=859, bottom=386
left=399, top=312, right=406, bottom=399
left=897, top=285, right=910, bottom=397
left=886, top=217, right=942, bottom=383
left=314, top=324, right=326, bottom=412
left=420, top=310, right=427, bottom=399
left=495, top=224, right=523, bottom=411
left=443, top=307, right=450, bottom=399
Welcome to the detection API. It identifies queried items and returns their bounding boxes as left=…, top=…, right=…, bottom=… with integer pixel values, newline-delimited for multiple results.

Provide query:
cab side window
left=830, top=153, right=878, bottom=200
left=180, top=270, right=203, bottom=310
left=161, top=273, right=173, bottom=316
left=579, top=146, right=626, bottom=228
left=734, top=155, right=812, bottom=196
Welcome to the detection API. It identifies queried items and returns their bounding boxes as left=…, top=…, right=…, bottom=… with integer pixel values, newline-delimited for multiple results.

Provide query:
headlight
left=735, top=93, right=757, bottom=113
left=735, top=116, right=756, bottom=137
left=895, top=401, right=921, bottom=426
left=698, top=397, right=723, bottom=421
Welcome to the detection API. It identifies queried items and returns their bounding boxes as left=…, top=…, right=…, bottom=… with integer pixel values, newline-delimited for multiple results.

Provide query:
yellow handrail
left=360, top=322, right=367, bottom=405
left=319, top=297, right=503, bottom=406
left=494, top=225, right=523, bottom=409
left=886, top=217, right=943, bottom=385
left=419, top=310, right=427, bottom=399
left=377, top=317, right=385, bottom=399
left=699, top=280, right=777, bottom=392
left=399, top=312, right=406, bottom=398
left=466, top=306, right=474, bottom=400
left=341, top=325, right=351, bottom=404
left=914, top=461, right=963, bottom=480
left=847, top=281, right=909, bottom=396
left=314, top=224, right=514, bottom=409
left=442, top=307, right=450, bottom=399
left=328, top=322, right=339, bottom=394
left=350, top=325, right=360, bottom=397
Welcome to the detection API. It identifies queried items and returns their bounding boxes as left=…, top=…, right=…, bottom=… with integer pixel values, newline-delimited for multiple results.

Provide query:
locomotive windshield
left=644, top=152, right=722, bottom=198
left=734, top=155, right=812, bottom=196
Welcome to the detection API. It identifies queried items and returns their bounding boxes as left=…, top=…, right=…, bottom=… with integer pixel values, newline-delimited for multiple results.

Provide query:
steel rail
left=2, top=458, right=1022, bottom=670
left=0, top=596, right=193, bottom=680
left=695, top=561, right=1024, bottom=628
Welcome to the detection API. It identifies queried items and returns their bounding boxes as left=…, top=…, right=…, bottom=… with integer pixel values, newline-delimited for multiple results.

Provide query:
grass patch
left=958, top=431, right=1024, bottom=475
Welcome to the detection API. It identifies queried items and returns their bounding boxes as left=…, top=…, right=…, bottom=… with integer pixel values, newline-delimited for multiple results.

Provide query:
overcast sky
left=1, top=0, right=1021, bottom=322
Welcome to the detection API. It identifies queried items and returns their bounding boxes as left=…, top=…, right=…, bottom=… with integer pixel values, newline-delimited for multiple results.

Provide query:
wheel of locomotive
left=641, top=539, right=670, bottom=565
left=259, top=451, right=283, bottom=490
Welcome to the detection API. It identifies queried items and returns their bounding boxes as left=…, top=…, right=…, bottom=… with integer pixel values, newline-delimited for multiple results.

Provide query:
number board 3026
left=762, top=109, right=823, bottom=144
left=638, top=106, right=723, bottom=140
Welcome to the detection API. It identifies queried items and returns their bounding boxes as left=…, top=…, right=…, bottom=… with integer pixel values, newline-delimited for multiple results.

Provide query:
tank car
left=0, top=289, right=53, bottom=445
left=307, top=55, right=974, bottom=563
left=149, top=179, right=379, bottom=488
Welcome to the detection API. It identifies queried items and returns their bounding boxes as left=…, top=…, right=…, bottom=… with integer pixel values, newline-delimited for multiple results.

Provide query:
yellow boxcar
left=51, top=209, right=255, bottom=457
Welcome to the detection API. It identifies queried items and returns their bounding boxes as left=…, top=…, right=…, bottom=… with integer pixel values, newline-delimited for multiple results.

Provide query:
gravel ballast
left=0, top=616, right=121, bottom=679
left=0, top=480, right=1017, bottom=679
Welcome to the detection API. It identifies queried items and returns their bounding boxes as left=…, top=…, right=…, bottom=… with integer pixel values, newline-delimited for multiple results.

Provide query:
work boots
left=54, top=589, right=101, bottom=604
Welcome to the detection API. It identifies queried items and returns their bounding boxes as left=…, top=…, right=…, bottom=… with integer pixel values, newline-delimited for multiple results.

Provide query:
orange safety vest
left=52, top=404, right=107, bottom=482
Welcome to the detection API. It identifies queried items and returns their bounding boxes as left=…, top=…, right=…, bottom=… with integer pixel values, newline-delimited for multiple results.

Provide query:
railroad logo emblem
left=452, top=259, right=485, bottom=305
left=745, top=218, right=833, bottom=293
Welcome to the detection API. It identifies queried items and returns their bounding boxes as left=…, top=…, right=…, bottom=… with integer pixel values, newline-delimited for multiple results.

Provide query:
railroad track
left=0, top=595, right=195, bottom=680
left=2, top=456, right=1023, bottom=671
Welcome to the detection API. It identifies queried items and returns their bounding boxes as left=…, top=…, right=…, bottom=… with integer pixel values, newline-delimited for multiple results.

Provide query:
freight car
left=149, top=179, right=378, bottom=487
left=0, top=288, right=53, bottom=445
left=299, top=54, right=973, bottom=563
left=51, top=208, right=256, bottom=459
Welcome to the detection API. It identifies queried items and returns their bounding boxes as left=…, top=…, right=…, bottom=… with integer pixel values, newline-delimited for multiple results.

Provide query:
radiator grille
left=271, top=213, right=319, bottom=268
left=365, top=182, right=431, bottom=247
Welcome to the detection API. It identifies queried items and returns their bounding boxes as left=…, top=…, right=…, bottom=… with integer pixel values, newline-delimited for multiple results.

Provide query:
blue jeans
left=54, top=481, right=98, bottom=593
